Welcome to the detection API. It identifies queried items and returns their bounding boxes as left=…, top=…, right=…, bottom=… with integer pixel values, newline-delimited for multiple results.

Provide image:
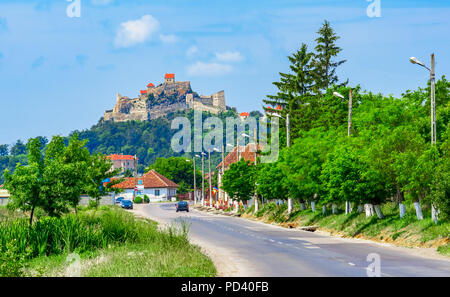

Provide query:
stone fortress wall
left=104, top=74, right=227, bottom=122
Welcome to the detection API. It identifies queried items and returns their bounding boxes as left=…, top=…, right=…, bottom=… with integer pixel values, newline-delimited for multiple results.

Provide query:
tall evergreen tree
left=263, top=43, right=316, bottom=140
left=313, top=20, right=347, bottom=91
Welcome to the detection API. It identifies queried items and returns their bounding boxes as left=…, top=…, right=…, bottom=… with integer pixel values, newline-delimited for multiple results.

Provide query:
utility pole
left=208, top=150, right=212, bottom=207
left=410, top=54, right=438, bottom=223
left=221, top=144, right=225, bottom=208
left=286, top=113, right=293, bottom=214
left=346, top=90, right=353, bottom=214
left=253, top=127, right=259, bottom=213
left=201, top=152, right=205, bottom=206
left=193, top=156, right=197, bottom=204
left=431, top=53, right=436, bottom=145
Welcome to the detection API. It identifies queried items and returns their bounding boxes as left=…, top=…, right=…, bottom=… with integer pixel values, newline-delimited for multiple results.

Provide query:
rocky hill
left=104, top=74, right=228, bottom=122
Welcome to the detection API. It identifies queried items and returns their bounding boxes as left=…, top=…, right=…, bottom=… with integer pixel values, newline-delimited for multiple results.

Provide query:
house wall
left=118, top=187, right=177, bottom=202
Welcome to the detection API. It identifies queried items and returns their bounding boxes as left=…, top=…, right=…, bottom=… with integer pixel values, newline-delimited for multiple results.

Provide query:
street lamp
left=242, top=129, right=259, bottom=212
left=410, top=54, right=438, bottom=223
left=410, top=55, right=436, bottom=145
left=201, top=152, right=206, bottom=206
left=267, top=111, right=292, bottom=213
left=333, top=90, right=354, bottom=214
left=208, top=150, right=212, bottom=208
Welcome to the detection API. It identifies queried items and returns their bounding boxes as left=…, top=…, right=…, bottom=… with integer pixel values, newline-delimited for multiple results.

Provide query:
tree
left=313, top=20, right=347, bottom=91
left=84, top=154, right=122, bottom=208
left=10, top=140, right=27, bottom=156
left=256, top=162, right=289, bottom=202
left=3, top=138, right=44, bottom=225
left=0, top=145, right=8, bottom=156
left=222, top=159, right=256, bottom=202
left=264, top=43, right=316, bottom=140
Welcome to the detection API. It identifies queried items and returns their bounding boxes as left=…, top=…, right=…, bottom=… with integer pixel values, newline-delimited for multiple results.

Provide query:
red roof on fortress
left=275, top=105, right=283, bottom=110
left=111, top=169, right=179, bottom=189
left=240, top=112, right=250, bottom=117
left=165, top=73, right=175, bottom=79
left=147, top=83, right=155, bottom=88
left=107, top=154, right=137, bottom=161
left=140, top=90, right=148, bottom=94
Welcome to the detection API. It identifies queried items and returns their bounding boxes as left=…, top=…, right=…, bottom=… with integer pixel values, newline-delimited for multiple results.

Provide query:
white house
left=112, top=169, right=179, bottom=202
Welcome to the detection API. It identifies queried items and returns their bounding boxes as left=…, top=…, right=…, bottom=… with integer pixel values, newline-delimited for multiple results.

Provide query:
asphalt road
left=135, top=203, right=450, bottom=277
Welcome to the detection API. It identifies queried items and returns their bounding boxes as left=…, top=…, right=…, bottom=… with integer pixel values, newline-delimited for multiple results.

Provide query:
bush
left=134, top=196, right=143, bottom=204
left=88, top=199, right=99, bottom=209
left=144, top=195, right=150, bottom=203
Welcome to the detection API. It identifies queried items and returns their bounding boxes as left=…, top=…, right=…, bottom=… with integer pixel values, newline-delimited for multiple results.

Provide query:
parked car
left=176, top=201, right=189, bottom=212
left=120, top=200, right=133, bottom=210
left=115, top=197, right=125, bottom=204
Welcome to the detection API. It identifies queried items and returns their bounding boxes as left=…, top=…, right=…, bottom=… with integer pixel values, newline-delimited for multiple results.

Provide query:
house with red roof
left=111, top=169, right=179, bottom=202
left=106, top=154, right=138, bottom=175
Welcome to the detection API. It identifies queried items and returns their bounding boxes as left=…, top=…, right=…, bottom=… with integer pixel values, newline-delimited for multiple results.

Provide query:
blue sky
left=0, top=0, right=449, bottom=145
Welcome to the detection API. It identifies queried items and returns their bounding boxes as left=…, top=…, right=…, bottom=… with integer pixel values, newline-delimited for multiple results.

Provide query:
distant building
left=106, top=154, right=138, bottom=175
left=111, top=169, right=179, bottom=202
left=164, top=73, right=175, bottom=84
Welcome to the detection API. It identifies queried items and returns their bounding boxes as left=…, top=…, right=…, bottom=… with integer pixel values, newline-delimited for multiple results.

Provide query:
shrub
left=134, top=196, right=143, bottom=204
left=144, top=195, right=150, bottom=203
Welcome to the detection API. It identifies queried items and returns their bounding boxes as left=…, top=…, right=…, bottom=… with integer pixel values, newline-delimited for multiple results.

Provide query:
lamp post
left=242, top=128, right=259, bottom=212
left=410, top=54, right=438, bottom=224
left=213, top=147, right=224, bottom=208
left=270, top=112, right=292, bottom=213
left=208, top=150, right=212, bottom=208
left=201, top=152, right=206, bottom=206
left=333, top=90, right=353, bottom=214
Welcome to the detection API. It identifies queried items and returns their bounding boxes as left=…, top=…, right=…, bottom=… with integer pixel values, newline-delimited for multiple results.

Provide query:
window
left=155, top=190, right=160, bottom=196
left=138, top=180, right=143, bottom=185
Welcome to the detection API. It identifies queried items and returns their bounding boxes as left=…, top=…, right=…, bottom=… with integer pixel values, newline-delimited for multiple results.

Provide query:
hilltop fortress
left=104, top=74, right=228, bottom=122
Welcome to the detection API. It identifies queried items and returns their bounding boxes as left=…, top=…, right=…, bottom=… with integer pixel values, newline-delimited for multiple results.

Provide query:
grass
left=244, top=201, right=450, bottom=256
left=1, top=206, right=216, bottom=277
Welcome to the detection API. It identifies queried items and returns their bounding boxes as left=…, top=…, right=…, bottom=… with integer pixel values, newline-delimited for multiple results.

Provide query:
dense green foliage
left=222, top=159, right=257, bottom=202
left=3, top=135, right=123, bottom=224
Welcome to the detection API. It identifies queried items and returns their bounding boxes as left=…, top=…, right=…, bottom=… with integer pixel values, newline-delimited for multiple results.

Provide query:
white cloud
left=215, top=51, right=244, bottom=62
left=186, top=45, right=199, bottom=57
left=187, top=62, right=233, bottom=77
left=114, top=15, right=160, bottom=48
left=160, top=34, right=178, bottom=43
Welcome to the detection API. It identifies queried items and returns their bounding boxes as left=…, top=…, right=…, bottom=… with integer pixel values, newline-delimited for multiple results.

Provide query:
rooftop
left=165, top=73, right=175, bottom=79
left=107, top=154, right=138, bottom=161
left=111, top=169, right=179, bottom=189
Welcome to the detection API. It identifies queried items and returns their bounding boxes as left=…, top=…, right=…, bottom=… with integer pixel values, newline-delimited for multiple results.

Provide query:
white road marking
left=348, top=262, right=356, bottom=266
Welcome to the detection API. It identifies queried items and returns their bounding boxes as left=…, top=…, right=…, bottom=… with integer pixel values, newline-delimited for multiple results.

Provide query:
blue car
left=115, top=197, right=125, bottom=204
left=120, top=200, right=133, bottom=210
left=176, top=201, right=189, bottom=212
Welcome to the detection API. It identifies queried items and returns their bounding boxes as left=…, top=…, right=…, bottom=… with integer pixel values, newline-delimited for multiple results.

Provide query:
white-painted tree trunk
left=399, top=203, right=406, bottom=218
left=332, top=204, right=338, bottom=214
left=254, top=197, right=259, bottom=213
left=364, top=204, right=375, bottom=217
left=413, top=202, right=423, bottom=220
left=322, top=205, right=327, bottom=215
left=432, top=205, right=439, bottom=224
left=311, top=201, right=316, bottom=212
left=374, top=205, right=384, bottom=219
left=287, top=198, right=293, bottom=214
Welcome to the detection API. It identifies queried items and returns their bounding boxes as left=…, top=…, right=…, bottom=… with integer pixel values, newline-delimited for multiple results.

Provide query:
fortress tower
left=164, top=73, right=175, bottom=84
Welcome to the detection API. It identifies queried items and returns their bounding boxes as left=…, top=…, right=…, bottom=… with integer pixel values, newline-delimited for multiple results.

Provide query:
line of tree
left=222, top=20, right=449, bottom=222
left=3, top=134, right=123, bottom=225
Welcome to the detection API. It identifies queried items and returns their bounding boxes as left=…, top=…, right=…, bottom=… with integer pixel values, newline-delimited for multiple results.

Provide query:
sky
left=0, top=0, right=449, bottom=145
